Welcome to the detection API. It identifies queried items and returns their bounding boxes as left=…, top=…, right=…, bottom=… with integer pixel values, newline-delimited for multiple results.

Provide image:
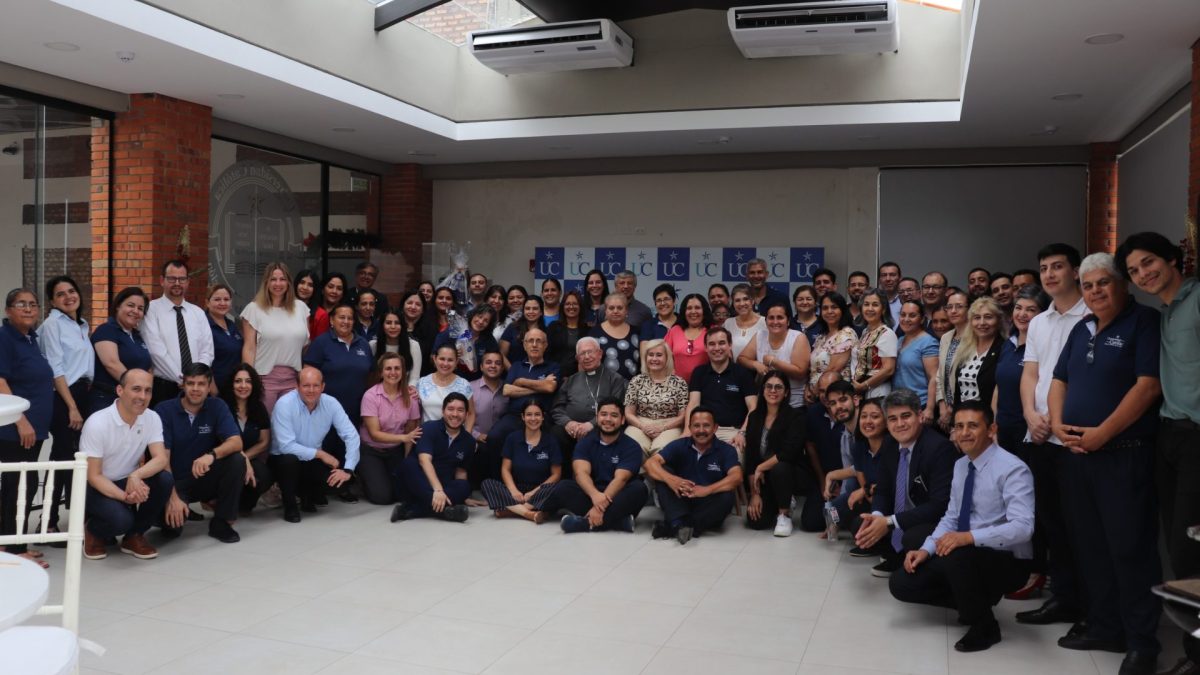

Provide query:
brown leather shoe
left=119, top=533, right=158, bottom=559
left=84, top=529, right=107, bottom=560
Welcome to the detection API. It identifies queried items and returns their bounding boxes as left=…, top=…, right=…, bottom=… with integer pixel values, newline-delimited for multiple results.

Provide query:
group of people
left=1, top=235, right=1197, bottom=675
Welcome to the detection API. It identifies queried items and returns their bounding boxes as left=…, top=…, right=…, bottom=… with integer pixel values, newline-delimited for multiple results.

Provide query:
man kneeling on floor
left=392, top=392, right=474, bottom=523
left=645, top=406, right=743, bottom=544
left=889, top=401, right=1035, bottom=653
left=156, top=363, right=245, bottom=543
left=82, top=369, right=174, bottom=560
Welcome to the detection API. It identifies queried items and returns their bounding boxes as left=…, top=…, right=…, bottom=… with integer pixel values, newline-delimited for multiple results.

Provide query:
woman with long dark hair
left=850, top=288, right=897, bottom=400
left=432, top=304, right=499, bottom=381
left=541, top=278, right=563, bottom=325
left=547, top=289, right=588, bottom=377
left=664, top=293, right=712, bottom=383
left=582, top=270, right=609, bottom=326
left=371, top=309, right=422, bottom=388
left=480, top=399, right=562, bottom=523
left=744, top=371, right=811, bottom=537
left=398, top=289, right=435, bottom=376
left=206, top=284, right=243, bottom=396
left=293, top=268, right=325, bottom=338
left=319, top=272, right=347, bottom=318
left=220, top=364, right=273, bottom=513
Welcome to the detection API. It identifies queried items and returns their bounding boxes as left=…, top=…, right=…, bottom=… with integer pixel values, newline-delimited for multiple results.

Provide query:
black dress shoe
left=390, top=503, right=413, bottom=523
left=1015, top=598, right=1080, bottom=625
left=1057, top=632, right=1127, bottom=653
left=312, top=494, right=328, bottom=507
left=1157, top=657, right=1200, bottom=675
left=1118, top=651, right=1157, bottom=675
left=283, top=506, right=301, bottom=523
left=159, top=525, right=183, bottom=540
left=207, top=519, right=241, bottom=544
left=299, top=498, right=318, bottom=514
left=436, top=504, right=469, bottom=523
left=336, top=492, right=359, bottom=504
left=651, top=521, right=674, bottom=540
left=955, top=621, right=1002, bottom=652
left=1065, top=621, right=1089, bottom=639
left=187, top=508, right=205, bottom=522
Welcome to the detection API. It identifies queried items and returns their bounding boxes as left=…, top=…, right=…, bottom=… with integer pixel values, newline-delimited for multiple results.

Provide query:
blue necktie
left=957, top=462, right=975, bottom=533
left=891, top=448, right=910, bottom=552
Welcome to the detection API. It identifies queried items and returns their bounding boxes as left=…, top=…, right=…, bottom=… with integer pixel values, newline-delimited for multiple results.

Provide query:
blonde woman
left=624, top=339, right=689, bottom=457
left=949, top=296, right=1006, bottom=406
left=241, top=262, right=310, bottom=411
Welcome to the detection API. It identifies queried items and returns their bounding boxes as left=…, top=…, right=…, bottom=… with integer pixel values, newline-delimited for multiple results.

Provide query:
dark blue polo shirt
left=504, top=359, right=561, bottom=414
left=239, top=414, right=267, bottom=456
left=753, top=288, right=793, bottom=321
left=574, top=432, right=642, bottom=491
left=354, top=320, right=380, bottom=343
left=414, top=419, right=475, bottom=482
left=995, top=337, right=1025, bottom=430
left=805, top=403, right=845, bottom=473
left=1053, top=300, right=1161, bottom=442
left=640, top=317, right=674, bottom=342
left=0, top=321, right=54, bottom=441
left=502, top=430, right=562, bottom=486
left=850, top=438, right=884, bottom=489
left=657, top=437, right=740, bottom=487
left=156, top=395, right=240, bottom=475
left=208, top=315, right=244, bottom=390
left=303, top=331, right=374, bottom=421
left=90, top=319, right=151, bottom=393
left=688, top=362, right=756, bottom=428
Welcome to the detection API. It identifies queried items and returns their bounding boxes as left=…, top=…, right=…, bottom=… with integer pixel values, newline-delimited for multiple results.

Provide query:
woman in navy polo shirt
left=0, top=288, right=55, bottom=567
left=220, top=364, right=273, bottom=513
left=89, top=286, right=152, bottom=414
left=205, top=284, right=243, bottom=396
left=353, top=288, right=381, bottom=343
left=481, top=399, right=562, bottom=523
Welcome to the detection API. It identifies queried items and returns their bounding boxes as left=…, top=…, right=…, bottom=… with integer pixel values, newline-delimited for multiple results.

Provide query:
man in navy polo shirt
left=1049, top=252, right=1162, bottom=675
left=548, top=398, right=647, bottom=534
left=393, top=393, right=474, bottom=523
left=685, top=327, right=756, bottom=450
left=155, top=363, right=245, bottom=543
left=484, top=326, right=560, bottom=478
left=646, top=406, right=743, bottom=544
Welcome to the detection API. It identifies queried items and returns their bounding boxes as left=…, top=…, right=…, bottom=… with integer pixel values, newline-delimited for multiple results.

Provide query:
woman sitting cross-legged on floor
left=480, top=399, right=562, bottom=523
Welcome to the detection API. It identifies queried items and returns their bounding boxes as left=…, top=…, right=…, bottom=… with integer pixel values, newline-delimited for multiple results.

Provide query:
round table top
left=0, top=393, right=31, bottom=427
left=0, top=551, right=50, bottom=632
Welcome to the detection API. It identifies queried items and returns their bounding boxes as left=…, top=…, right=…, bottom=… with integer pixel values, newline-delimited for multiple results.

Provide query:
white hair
left=575, top=336, right=601, bottom=355
left=1079, top=252, right=1120, bottom=280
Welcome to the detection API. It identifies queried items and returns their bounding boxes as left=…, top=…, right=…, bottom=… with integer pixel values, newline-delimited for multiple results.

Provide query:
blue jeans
left=85, top=472, right=174, bottom=539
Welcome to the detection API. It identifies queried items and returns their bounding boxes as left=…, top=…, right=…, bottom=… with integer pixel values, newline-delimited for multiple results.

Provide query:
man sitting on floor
left=392, top=392, right=474, bottom=523
left=645, top=406, right=744, bottom=544
left=156, top=363, right=245, bottom=543
left=545, top=398, right=647, bottom=534
left=889, top=401, right=1035, bottom=653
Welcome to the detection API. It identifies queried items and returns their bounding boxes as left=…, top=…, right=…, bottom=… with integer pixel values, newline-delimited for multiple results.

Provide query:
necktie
left=174, top=306, right=192, bottom=371
left=891, top=447, right=910, bottom=552
left=957, top=462, right=975, bottom=533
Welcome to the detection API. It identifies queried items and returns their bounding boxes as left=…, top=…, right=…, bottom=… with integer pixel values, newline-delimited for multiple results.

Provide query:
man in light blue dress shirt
left=269, top=366, right=359, bottom=523
left=889, top=400, right=1035, bottom=653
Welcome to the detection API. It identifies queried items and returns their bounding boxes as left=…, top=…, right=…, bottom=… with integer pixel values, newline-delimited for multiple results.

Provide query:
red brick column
left=378, top=164, right=433, bottom=298
left=89, top=93, right=212, bottom=323
left=1086, top=142, right=1119, bottom=255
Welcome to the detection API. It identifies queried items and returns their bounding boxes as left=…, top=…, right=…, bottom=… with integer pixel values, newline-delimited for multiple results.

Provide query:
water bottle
left=823, top=501, right=840, bottom=542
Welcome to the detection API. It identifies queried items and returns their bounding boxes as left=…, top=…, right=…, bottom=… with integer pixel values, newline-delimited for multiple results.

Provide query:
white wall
left=1119, top=110, right=1190, bottom=244
left=433, top=168, right=879, bottom=292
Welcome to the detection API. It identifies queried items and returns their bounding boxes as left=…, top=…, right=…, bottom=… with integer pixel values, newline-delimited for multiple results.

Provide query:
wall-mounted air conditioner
left=729, top=0, right=899, bottom=58
left=469, top=19, right=634, bottom=75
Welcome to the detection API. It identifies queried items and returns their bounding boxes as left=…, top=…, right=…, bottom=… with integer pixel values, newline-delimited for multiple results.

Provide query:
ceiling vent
left=729, top=1, right=899, bottom=58
left=470, top=19, right=633, bottom=75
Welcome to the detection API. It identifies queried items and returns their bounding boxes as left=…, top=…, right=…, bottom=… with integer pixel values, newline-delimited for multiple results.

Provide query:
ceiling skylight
left=403, top=0, right=540, bottom=46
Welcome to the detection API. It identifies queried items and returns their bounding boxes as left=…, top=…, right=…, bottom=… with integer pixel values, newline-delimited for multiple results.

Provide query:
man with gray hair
left=855, top=388, right=957, bottom=578
left=1048, top=252, right=1162, bottom=675
left=746, top=257, right=793, bottom=320
left=611, top=270, right=653, bottom=329
left=551, top=337, right=628, bottom=469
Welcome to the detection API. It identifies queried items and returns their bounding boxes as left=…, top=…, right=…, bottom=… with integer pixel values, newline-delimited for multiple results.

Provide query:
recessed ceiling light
left=217, top=93, right=245, bottom=100
left=1084, top=33, right=1123, bottom=45
left=331, top=127, right=356, bottom=132
left=1030, top=125, right=1059, bottom=136
left=43, top=42, right=79, bottom=52
left=115, top=51, right=136, bottom=63
left=1051, top=93, right=1083, bottom=102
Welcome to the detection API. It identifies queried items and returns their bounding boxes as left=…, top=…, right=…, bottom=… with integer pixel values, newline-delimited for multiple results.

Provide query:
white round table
left=0, top=393, right=31, bottom=427
left=0, top=551, right=49, bottom=632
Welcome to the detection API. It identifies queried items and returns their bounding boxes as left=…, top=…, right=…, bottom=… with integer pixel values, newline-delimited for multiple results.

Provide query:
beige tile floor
left=21, top=501, right=1184, bottom=675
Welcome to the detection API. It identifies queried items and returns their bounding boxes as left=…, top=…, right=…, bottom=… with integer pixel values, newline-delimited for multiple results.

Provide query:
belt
left=1162, top=417, right=1200, bottom=432
left=1101, top=438, right=1152, bottom=451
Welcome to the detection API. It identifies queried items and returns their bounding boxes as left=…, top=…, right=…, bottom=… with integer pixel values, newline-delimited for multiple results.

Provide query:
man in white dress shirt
left=141, top=259, right=213, bottom=406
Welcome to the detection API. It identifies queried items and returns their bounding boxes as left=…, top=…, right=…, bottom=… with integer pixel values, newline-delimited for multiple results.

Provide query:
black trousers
left=1003, top=429, right=1047, bottom=575
left=548, top=424, right=580, bottom=479
left=484, top=415, right=523, bottom=481
left=174, top=454, right=245, bottom=523
left=151, top=377, right=179, bottom=409
left=0, top=439, right=43, bottom=554
left=1023, top=441, right=1083, bottom=610
left=543, top=479, right=646, bottom=529
left=1063, top=442, right=1162, bottom=653
left=1158, top=420, right=1200, bottom=660
left=655, top=483, right=735, bottom=535
left=269, top=454, right=333, bottom=508
left=876, top=521, right=937, bottom=563
left=46, top=380, right=89, bottom=528
left=890, top=546, right=1030, bottom=625
left=240, top=455, right=274, bottom=512
left=358, top=445, right=404, bottom=505
left=745, top=459, right=819, bottom=530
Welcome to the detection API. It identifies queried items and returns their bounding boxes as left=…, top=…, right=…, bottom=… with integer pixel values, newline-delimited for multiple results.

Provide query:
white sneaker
left=773, top=514, right=794, bottom=537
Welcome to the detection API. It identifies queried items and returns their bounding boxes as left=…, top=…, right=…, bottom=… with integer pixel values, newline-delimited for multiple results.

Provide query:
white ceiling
left=2, top=0, right=1197, bottom=165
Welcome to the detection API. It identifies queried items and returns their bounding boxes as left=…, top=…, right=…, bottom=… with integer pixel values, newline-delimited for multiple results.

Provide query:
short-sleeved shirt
left=994, top=337, right=1026, bottom=430
left=892, top=332, right=939, bottom=406
left=303, top=331, right=374, bottom=420
left=91, top=319, right=152, bottom=393
left=850, top=438, right=884, bottom=489
left=155, top=396, right=240, bottom=476
left=0, top=321, right=54, bottom=441
left=852, top=325, right=899, bottom=399
left=1160, top=277, right=1200, bottom=422
left=417, top=374, right=473, bottom=422
left=240, top=302, right=310, bottom=373
left=81, top=402, right=164, bottom=481
left=591, top=324, right=640, bottom=380
left=663, top=325, right=709, bottom=384
left=470, top=378, right=507, bottom=439
left=688, top=362, right=756, bottom=428
left=1023, top=297, right=1087, bottom=444
left=573, top=432, right=643, bottom=491
left=809, top=326, right=856, bottom=385
left=641, top=316, right=676, bottom=342
left=208, top=314, right=244, bottom=390
left=624, top=373, right=689, bottom=420
left=504, top=360, right=561, bottom=414
left=502, top=431, right=562, bottom=486
left=657, top=437, right=740, bottom=487
left=414, top=419, right=475, bottom=482
left=359, top=383, right=421, bottom=449
left=725, top=316, right=765, bottom=362
left=1053, top=300, right=1161, bottom=442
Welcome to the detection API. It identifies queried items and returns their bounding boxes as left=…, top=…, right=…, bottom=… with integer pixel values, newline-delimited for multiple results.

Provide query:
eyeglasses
left=9, top=301, right=38, bottom=310
left=763, top=383, right=785, bottom=392
left=163, top=276, right=188, bottom=284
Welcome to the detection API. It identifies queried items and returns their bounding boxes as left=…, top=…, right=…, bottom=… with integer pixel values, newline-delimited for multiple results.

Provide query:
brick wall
left=408, top=0, right=492, bottom=45
left=23, top=247, right=92, bottom=317
left=1086, top=142, right=1119, bottom=254
left=378, top=164, right=432, bottom=299
left=90, top=94, right=212, bottom=324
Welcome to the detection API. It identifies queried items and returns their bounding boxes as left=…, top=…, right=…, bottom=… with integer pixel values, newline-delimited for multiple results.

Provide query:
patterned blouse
left=809, top=326, right=857, bottom=385
left=624, top=373, right=689, bottom=420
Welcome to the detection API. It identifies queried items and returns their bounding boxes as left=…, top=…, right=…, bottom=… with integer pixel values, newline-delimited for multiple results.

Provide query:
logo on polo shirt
left=610, top=455, right=620, bottom=464
left=197, top=424, right=211, bottom=435
left=355, top=349, right=366, bottom=356
left=536, top=452, right=549, bottom=460
left=725, top=384, right=739, bottom=393
left=455, top=451, right=464, bottom=460
left=1104, top=335, right=1125, bottom=349
left=706, top=461, right=721, bottom=472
